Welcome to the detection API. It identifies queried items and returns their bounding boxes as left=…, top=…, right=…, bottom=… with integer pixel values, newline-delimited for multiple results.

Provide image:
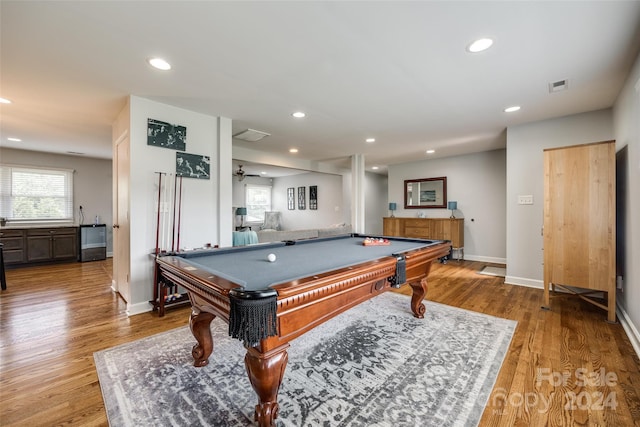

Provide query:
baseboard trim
left=504, top=275, right=543, bottom=289
left=463, top=254, right=507, bottom=264
left=617, top=304, right=640, bottom=360
left=126, top=301, right=153, bottom=317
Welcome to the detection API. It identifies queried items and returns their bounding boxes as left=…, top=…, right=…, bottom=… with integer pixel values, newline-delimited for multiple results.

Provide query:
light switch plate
left=518, top=195, right=534, bottom=205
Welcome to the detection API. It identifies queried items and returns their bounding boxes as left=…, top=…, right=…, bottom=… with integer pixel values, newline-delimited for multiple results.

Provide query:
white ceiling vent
left=549, top=79, right=568, bottom=93
left=233, top=128, right=271, bottom=142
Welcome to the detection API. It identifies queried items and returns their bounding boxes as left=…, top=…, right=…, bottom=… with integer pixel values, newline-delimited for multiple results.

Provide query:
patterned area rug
left=94, top=293, right=516, bottom=427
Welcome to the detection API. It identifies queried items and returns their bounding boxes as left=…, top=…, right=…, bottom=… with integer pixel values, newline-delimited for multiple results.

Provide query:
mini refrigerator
left=80, top=224, right=107, bottom=262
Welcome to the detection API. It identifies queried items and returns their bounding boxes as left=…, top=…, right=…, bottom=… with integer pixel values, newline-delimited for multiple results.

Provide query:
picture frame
left=147, top=118, right=187, bottom=151
left=298, top=186, right=306, bottom=210
left=287, top=188, right=295, bottom=210
left=176, top=152, right=210, bottom=179
left=309, top=185, right=317, bottom=210
left=404, top=176, right=447, bottom=209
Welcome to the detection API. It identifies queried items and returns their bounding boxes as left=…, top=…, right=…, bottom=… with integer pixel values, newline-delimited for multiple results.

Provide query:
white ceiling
left=2, top=1, right=640, bottom=174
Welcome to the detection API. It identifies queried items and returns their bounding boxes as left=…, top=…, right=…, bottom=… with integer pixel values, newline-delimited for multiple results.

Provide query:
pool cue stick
left=175, top=175, right=184, bottom=299
left=176, top=175, right=183, bottom=252
left=171, top=173, right=178, bottom=253
left=160, top=174, right=166, bottom=252
left=154, top=172, right=163, bottom=255
left=163, top=174, right=172, bottom=253
left=159, top=175, right=165, bottom=252
left=162, top=174, right=172, bottom=300
left=153, top=172, right=163, bottom=307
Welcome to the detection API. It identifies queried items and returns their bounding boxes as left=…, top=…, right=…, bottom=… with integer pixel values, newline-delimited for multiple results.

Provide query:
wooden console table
left=383, top=217, right=464, bottom=260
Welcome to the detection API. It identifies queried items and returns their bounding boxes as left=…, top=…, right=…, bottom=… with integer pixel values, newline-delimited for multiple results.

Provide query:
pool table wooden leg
left=189, top=309, right=216, bottom=367
left=244, top=343, right=290, bottom=427
left=408, top=277, right=428, bottom=318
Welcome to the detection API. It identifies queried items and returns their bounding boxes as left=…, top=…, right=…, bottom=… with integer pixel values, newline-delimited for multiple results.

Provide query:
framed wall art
left=176, top=152, right=210, bottom=179
left=404, top=176, right=447, bottom=209
left=309, top=185, right=317, bottom=210
left=147, top=118, right=187, bottom=151
left=298, top=186, right=306, bottom=210
left=287, top=188, right=295, bottom=210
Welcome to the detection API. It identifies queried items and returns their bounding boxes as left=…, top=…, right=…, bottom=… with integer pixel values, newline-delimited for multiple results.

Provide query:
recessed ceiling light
left=292, top=112, right=306, bottom=118
left=372, top=166, right=379, bottom=170
left=148, top=57, right=171, bottom=71
left=0, top=97, right=12, bottom=104
left=426, top=149, right=435, bottom=154
left=366, top=138, right=375, bottom=143
left=261, top=171, right=267, bottom=175
left=289, top=148, right=299, bottom=153
left=504, top=106, right=521, bottom=113
left=7, top=137, right=21, bottom=142
left=467, top=38, right=493, bottom=53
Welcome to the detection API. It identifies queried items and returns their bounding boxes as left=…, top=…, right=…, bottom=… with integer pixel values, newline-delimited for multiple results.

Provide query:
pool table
left=154, top=234, right=451, bottom=426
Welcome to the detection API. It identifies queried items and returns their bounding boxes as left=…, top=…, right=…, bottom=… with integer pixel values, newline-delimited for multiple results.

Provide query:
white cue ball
left=267, top=253, right=277, bottom=262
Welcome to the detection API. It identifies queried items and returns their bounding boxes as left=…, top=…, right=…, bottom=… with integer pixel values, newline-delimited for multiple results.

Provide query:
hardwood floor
left=0, top=259, right=638, bottom=426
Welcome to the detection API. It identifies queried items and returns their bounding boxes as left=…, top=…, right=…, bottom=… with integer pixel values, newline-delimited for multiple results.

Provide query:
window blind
left=0, top=165, right=74, bottom=222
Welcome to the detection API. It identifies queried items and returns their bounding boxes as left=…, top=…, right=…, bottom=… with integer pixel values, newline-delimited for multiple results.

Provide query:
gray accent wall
left=388, top=149, right=507, bottom=264
left=505, top=109, right=613, bottom=288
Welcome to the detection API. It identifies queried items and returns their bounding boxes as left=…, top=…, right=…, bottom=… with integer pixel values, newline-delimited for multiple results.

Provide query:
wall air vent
left=549, top=79, right=568, bottom=93
left=233, top=129, right=271, bottom=142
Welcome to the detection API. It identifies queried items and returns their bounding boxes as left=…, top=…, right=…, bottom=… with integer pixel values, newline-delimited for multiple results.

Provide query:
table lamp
left=236, top=207, right=247, bottom=227
left=388, top=202, right=397, bottom=218
left=447, top=201, right=457, bottom=219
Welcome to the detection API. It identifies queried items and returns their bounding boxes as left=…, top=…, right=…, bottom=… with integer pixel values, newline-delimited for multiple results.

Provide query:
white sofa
left=255, top=224, right=352, bottom=243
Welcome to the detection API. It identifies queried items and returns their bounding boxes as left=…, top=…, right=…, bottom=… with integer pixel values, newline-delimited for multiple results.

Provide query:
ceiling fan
left=234, top=165, right=259, bottom=181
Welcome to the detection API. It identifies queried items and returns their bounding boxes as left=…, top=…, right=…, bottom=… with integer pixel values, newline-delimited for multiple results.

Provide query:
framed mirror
left=404, top=176, right=447, bottom=209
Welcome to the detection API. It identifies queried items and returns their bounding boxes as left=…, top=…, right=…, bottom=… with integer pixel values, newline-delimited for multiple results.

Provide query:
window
left=245, top=184, right=271, bottom=223
left=0, top=165, right=74, bottom=223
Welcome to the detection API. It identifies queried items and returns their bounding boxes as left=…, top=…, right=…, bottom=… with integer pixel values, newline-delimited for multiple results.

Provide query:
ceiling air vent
left=549, top=79, right=568, bottom=93
left=233, top=129, right=271, bottom=142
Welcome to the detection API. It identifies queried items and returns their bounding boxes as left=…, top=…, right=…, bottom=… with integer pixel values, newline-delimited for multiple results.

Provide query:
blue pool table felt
left=178, top=236, right=437, bottom=291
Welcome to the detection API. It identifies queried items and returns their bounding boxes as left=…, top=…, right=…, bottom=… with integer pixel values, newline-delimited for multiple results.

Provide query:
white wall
left=613, top=50, right=640, bottom=352
left=125, top=96, right=221, bottom=312
left=233, top=145, right=347, bottom=176
left=388, top=149, right=507, bottom=263
left=365, top=172, right=387, bottom=235
left=505, top=109, right=613, bottom=288
left=272, top=172, right=345, bottom=230
left=0, top=148, right=113, bottom=254
left=230, top=169, right=384, bottom=233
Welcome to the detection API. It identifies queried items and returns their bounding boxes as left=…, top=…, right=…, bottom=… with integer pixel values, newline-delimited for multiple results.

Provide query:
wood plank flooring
left=0, top=259, right=638, bottom=426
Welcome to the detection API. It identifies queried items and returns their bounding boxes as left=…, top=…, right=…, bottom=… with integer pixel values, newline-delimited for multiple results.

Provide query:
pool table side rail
left=402, top=241, right=452, bottom=282
left=271, top=240, right=451, bottom=346
left=156, top=257, right=239, bottom=322
left=274, top=257, right=399, bottom=344
left=155, top=237, right=451, bottom=346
